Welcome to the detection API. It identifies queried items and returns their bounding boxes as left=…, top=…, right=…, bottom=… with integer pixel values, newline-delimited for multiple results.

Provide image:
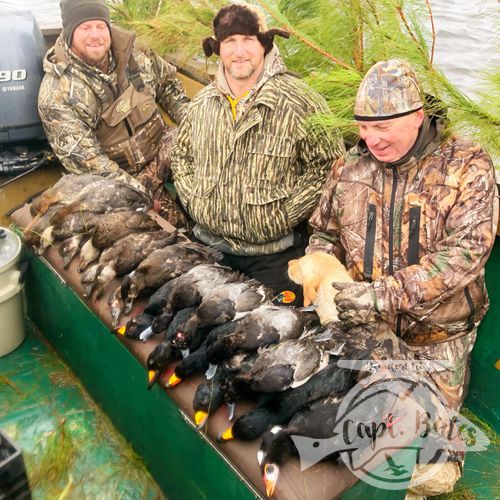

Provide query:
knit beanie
left=60, top=0, right=111, bottom=45
left=202, top=2, right=289, bottom=57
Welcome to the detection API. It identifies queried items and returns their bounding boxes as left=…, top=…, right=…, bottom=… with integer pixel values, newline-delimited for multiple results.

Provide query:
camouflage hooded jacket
left=38, top=27, right=189, bottom=197
left=308, top=115, right=499, bottom=345
left=171, top=48, right=344, bottom=255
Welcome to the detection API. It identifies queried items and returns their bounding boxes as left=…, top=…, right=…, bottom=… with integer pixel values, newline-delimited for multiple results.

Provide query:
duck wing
left=247, top=340, right=327, bottom=393
left=233, top=283, right=273, bottom=317
left=30, top=174, right=101, bottom=216
left=92, top=209, right=160, bottom=249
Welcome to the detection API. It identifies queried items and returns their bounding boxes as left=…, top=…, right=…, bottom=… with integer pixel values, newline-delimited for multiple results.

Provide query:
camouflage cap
left=354, top=59, right=423, bottom=121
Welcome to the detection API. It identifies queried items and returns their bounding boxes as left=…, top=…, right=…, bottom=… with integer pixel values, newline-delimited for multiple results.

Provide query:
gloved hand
left=333, top=281, right=378, bottom=327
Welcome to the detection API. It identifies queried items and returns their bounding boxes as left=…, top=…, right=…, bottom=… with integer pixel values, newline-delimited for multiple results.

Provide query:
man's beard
left=227, top=62, right=257, bottom=80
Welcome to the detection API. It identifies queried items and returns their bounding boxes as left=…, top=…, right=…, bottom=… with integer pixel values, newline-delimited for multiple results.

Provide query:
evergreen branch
left=350, top=0, right=364, bottom=71
left=256, top=0, right=355, bottom=71
left=395, top=4, right=429, bottom=63
left=156, top=0, right=164, bottom=18
left=424, top=0, right=436, bottom=65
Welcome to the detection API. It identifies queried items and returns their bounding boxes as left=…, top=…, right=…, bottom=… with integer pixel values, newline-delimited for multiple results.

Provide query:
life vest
left=94, top=30, right=165, bottom=174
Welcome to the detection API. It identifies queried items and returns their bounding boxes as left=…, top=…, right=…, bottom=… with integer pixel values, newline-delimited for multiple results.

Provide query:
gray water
left=0, top=0, right=498, bottom=99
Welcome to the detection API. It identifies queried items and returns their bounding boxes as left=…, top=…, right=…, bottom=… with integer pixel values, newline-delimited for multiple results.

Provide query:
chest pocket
left=243, top=182, right=289, bottom=205
left=243, top=180, right=291, bottom=241
left=248, top=134, right=294, bottom=180
left=101, top=84, right=157, bottom=131
left=250, top=134, right=294, bottom=157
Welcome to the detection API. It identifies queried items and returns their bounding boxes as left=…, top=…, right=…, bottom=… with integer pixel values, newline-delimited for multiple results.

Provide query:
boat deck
left=0, top=323, right=163, bottom=498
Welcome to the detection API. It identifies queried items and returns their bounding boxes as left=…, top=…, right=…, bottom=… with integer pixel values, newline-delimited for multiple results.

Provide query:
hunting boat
left=0, top=8, right=498, bottom=500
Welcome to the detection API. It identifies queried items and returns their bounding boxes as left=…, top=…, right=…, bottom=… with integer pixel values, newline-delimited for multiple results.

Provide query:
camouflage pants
left=406, top=328, right=477, bottom=413
left=134, top=127, right=191, bottom=229
left=345, top=322, right=477, bottom=455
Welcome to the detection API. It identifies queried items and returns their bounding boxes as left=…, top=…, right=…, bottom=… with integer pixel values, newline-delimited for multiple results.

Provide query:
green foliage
left=110, top=0, right=225, bottom=61
left=110, top=0, right=500, bottom=167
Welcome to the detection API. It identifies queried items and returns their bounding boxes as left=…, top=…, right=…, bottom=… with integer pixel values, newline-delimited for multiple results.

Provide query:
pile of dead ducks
left=23, top=174, right=397, bottom=497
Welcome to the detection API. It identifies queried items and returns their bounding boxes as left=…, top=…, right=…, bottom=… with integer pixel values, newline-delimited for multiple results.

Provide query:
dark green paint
left=466, top=240, right=500, bottom=432
left=23, top=253, right=257, bottom=500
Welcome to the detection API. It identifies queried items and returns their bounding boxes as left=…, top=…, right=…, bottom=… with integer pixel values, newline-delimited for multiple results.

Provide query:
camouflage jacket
left=171, top=48, right=344, bottom=255
left=38, top=27, right=189, bottom=198
left=309, top=116, right=499, bottom=344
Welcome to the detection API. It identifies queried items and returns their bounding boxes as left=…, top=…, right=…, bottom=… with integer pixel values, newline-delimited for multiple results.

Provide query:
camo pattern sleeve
left=373, top=139, right=498, bottom=326
left=307, top=156, right=347, bottom=264
left=38, top=77, right=151, bottom=199
left=135, top=48, right=190, bottom=125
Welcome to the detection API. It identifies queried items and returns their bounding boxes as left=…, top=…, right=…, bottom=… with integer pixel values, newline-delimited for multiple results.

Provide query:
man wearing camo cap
left=299, top=59, right=498, bottom=496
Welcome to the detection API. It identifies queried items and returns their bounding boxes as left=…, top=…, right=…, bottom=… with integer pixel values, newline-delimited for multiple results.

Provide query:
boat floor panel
left=0, top=323, right=163, bottom=499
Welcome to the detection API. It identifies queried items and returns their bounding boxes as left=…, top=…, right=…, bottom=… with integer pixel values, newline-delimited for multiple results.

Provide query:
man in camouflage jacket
left=171, top=3, right=344, bottom=304
left=38, top=0, right=190, bottom=226
left=304, top=59, right=498, bottom=495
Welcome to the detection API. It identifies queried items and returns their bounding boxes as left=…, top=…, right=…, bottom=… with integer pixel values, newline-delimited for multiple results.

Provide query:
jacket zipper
left=363, top=204, right=377, bottom=281
left=388, top=167, right=398, bottom=276
left=388, top=167, right=403, bottom=336
left=408, top=206, right=421, bottom=265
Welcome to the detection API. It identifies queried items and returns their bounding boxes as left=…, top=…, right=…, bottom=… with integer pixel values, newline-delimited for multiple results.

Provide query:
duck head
left=258, top=426, right=295, bottom=497
left=170, top=314, right=199, bottom=350
left=108, top=285, right=125, bottom=327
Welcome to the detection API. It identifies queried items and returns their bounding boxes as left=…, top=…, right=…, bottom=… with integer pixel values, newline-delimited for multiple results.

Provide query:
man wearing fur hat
left=38, top=0, right=190, bottom=227
left=299, top=59, right=498, bottom=496
left=171, top=2, right=344, bottom=304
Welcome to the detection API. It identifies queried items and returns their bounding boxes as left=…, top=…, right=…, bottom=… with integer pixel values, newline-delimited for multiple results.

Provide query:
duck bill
left=147, top=370, right=159, bottom=389
left=194, top=410, right=209, bottom=429
left=110, top=306, right=122, bottom=328
left=264, top=463, right=280, bottom=498
left=166, top=372, right=182, bottom=388
left=113, top=326, right=127, bottom=336
left=217, top=425, right=234, bottom=443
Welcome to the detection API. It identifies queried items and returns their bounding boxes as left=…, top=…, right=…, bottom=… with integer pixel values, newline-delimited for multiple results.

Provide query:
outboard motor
left=0, top=8, right=50, bottom=175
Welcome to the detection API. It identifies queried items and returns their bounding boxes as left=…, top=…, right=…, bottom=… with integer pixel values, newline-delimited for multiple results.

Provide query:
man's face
left=219, top=34, right=265, bottom=82
left=357, top=110, right=424, bottom=163
left=71, top=20, right=111, bottom=67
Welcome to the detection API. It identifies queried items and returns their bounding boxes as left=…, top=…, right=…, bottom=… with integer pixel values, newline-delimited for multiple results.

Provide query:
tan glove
left=288, top=252, right=353, bottom=323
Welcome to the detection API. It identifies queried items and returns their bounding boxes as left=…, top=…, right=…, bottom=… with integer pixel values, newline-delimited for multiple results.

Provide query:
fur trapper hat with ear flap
left=202, top=2, right=289, bottom=57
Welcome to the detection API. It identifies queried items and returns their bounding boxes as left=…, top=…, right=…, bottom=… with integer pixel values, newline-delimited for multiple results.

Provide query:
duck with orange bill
left=115, top=277, right=182, bottom=340
left=145, top=307, right=197, bottom=389
left=258, top=394, right=344, bottom=498
left=216, top=358, right=354, bottom=443
left=192, top=376, right=227, bottom=431
left=166, top=320, right=240, bottom=389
